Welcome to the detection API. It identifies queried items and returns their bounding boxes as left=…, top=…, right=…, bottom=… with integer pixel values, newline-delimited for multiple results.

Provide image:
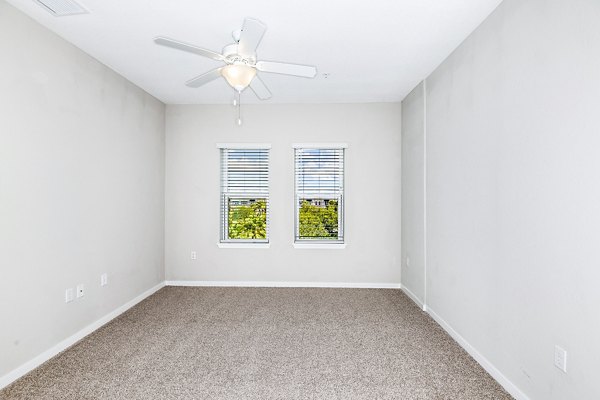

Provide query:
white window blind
left=220, top=148, right=269, bottom=242
left=294, top=147, right=345, bottom=242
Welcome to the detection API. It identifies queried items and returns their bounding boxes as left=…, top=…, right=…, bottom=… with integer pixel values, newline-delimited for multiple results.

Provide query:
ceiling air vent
left=35, top=0, right=88, bottom=16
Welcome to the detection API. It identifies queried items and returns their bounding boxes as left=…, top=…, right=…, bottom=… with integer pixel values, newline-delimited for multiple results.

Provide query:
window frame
left=293, top=143, right=347, bottom=246
left=217, top=144, right=271, bottom=246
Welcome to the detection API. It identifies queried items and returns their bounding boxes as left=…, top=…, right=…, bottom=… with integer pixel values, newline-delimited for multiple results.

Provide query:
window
left=294, top=145, right=345, bottom=244
left=219, top=145, right=270, bottom=244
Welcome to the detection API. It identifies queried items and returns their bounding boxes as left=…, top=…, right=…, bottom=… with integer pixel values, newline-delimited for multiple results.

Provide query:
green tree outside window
left=298, top=199, right=339, bottom=239
left=228, top=199, right=267, bottom=239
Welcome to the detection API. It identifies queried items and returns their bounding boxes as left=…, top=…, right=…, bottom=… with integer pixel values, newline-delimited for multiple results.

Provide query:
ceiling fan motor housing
left=222, top=43, right=256, bottom=65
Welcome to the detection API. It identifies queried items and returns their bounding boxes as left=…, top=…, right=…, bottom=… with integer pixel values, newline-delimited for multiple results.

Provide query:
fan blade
left=154, top=37, right=225, bottom=62
left=185, top=68, right=223, bottom=88
left=249, top=75, right=272, bottom=100
left=237, top=18, right=267, bottom=56
left=255, top=61, right=317, bottom=78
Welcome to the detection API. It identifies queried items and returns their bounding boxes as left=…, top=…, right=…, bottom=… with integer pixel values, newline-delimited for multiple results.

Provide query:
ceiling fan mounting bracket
left=231, top=29, right=242, bottom=43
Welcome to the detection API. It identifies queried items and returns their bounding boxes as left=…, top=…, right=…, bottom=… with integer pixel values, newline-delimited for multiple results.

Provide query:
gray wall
left=165, top=103, right=402, bottom=284
left=400, top=83, right=425, bottom=306
left=402, top=0, right=600, bottom=398
left=0, top=2, right=166, bottom=379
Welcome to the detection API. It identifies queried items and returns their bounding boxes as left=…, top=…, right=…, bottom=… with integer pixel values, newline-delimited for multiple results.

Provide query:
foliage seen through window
left=298, top=199, right=339, bottom=239
left=227, top=198, right=267, bottom=239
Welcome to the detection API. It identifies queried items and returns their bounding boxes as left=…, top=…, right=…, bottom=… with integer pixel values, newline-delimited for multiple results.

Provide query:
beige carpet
left=1, top=287, right=512, bottom=399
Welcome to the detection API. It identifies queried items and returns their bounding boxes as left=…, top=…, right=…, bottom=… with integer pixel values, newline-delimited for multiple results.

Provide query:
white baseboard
left=427, top=307, right=530, bottom=400
left=0, top=281, right=166, bottom=390
left=1, top=280, right=527, bottom=400
left=166, top=280, right=401, bottom=289
left=401, top=284, right=427, bottom=311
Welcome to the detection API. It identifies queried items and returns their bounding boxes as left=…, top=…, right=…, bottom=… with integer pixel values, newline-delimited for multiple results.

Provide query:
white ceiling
left=7, top=0, right=503, bottom=104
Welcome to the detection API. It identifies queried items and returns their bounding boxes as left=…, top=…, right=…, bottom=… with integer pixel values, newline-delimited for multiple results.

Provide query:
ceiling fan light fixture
left=154, top=17, right=315, bottom=102
left=222, top=64, right=256, bottom=92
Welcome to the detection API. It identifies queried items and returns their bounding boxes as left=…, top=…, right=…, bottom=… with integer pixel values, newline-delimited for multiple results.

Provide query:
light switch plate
left=65, top=288, right=74, bottom=303
left=554, top=345, right=567, bottom=373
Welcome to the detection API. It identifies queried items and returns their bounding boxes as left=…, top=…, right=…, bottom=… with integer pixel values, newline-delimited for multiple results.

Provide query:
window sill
left=217, top=243, right=270, bottom=249
left=293, top=243, right=346, bottom=249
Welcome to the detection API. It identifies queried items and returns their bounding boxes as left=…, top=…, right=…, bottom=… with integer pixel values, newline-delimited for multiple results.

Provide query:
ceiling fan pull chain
left=237, top=90, right=242, bottom=126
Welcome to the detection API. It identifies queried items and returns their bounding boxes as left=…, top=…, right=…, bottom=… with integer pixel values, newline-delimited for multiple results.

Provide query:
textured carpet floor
left=1, top=287, right=512, bottom=399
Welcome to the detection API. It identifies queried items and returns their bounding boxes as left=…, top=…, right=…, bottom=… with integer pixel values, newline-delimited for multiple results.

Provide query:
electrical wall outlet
left=65, top=288, right=74, bottom=303
left=100, top=273, right=108, bottom=287
left=554, top=345, right=567, bottom=373
left=191, top=251, right=197, bottom=260
left=76, top=284, right=85, bottom=298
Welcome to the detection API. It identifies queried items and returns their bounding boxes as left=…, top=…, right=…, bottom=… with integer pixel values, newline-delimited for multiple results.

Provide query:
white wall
left=402, top=0, right=600, bottom=398
left=400, top=83, right=425, bottom=306
left=165, top=103, right=401, bottom=284
left=0, top=1, right=165, bottom=380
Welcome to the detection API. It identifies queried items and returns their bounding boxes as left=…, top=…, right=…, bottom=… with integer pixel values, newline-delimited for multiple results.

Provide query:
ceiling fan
left=154, top=18, right=317, bottom=100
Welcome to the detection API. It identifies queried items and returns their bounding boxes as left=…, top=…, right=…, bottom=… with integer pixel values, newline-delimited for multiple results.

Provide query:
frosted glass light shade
left=222, top=64, right=257, bottom=92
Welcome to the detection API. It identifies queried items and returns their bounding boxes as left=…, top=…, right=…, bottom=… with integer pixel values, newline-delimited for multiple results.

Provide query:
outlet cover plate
left=76, top=284, right=85, bottom=298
